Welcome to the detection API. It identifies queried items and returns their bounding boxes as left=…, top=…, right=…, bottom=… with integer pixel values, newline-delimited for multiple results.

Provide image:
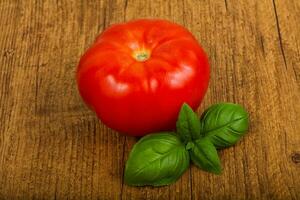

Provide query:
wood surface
left=0, top=0, right=299, bottom=199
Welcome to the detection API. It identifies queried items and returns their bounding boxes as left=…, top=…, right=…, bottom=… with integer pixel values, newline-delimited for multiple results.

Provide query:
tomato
left=77, top=19, right=210, bottom=136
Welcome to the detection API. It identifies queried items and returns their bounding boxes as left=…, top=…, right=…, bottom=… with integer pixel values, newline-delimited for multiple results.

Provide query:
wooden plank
left=0, top=0, right=299, bottom=199
left=273, top=0, right=300, bottom=83
left=0, top=0, right=126, bottom=199
left=183, top=0, right=300, bottom=199
left=121, top=1, right=193, bottom=199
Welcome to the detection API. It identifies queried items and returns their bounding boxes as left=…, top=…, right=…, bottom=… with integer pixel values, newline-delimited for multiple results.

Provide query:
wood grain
left=0, top=0, right=299, bottom=199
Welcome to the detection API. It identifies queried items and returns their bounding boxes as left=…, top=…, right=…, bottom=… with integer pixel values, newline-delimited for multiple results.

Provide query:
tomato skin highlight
left=77, top=19, right=210, bottom=136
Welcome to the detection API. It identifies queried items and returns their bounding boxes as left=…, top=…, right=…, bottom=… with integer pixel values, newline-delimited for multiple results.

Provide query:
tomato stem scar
left=133, top=50, right=150, bottom=62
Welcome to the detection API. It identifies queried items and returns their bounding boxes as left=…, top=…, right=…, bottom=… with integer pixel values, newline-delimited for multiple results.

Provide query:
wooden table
left=0, top=0, right=299, bottom=199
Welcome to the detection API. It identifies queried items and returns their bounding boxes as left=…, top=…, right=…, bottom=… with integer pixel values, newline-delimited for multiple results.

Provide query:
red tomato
left=77, top=19, right=209, bottom=136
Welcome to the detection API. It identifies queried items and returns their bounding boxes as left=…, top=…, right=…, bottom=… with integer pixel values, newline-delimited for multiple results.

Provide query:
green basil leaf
left=124, top=132, right=190, bottom=186
left=176, top=103, right=202, bottom=144
left=201, top=103, right=249, bottom=149
left=189, top=138, right=222, bottom=174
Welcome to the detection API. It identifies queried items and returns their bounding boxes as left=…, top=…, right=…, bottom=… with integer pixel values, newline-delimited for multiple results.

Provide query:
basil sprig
left=124, top=103, right=249, bottom=186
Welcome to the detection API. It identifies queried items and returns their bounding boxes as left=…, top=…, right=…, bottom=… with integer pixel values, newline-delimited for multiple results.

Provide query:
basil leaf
left=176, top=103, right=202, bottom=144
left=124, top=132, right=190, bottom=186
left=189, top=138, right=222, bottom=174
left=201, top=103, right=249, bottom=149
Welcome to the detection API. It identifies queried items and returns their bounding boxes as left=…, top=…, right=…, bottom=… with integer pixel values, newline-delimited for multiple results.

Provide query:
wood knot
left=291, top=152, right=300, bottom=164
left=3, top=49, right=15, bottom=58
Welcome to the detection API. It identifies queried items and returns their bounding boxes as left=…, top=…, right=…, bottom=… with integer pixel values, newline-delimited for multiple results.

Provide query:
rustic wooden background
left=0, top=0, right=299, bottom=199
